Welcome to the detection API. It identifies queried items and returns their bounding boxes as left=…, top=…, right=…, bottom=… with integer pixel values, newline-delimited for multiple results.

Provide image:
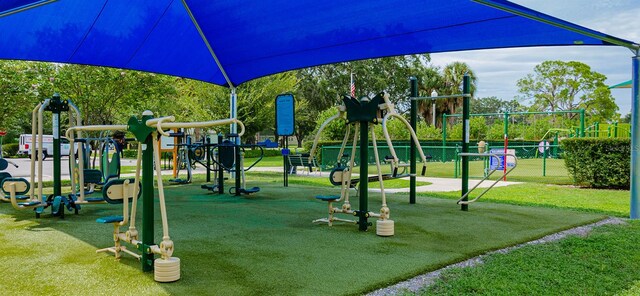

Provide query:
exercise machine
left=308, top=92, right=429, bottom=236
left=85, top=111, right=245, bottom=282
left=8, top=94, right=84, bottom=218
left=198, top=134, right=264, bottom=196
left=168, top=130, right=193, bottom=184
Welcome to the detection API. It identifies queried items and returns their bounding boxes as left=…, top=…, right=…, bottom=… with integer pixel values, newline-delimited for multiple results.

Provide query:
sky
left=430, top=0, right=640, bottom=116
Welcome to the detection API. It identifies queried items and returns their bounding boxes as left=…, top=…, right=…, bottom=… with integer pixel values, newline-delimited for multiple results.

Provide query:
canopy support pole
left=473, top=0, right=640, bottom=51
left=230, top=88, right=238, bottom=145
left=181, top=0, right=234, bottom=88
left=0, top=0, right=57, bottom=18
left=631, top=52, right=640, bottom=219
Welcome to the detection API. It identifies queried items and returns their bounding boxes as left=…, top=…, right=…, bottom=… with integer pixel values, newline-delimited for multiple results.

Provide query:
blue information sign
left=275, top=93, right=295, bottom=136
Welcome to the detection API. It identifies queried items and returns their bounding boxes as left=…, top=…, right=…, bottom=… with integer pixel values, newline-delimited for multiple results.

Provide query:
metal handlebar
left=5, top=160, right=18, bottom=168
left=456, top=152, right=518, bottom=205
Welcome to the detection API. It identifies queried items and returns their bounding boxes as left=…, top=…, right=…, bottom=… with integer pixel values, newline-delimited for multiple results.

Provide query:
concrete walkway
left=249, top=167, right=521, bottom=193
left=3, top=159, right=520, bottom=193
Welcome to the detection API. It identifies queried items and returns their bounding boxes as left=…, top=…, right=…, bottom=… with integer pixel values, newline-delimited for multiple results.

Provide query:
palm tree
left=442, top=62, right=477, bottom=126
left=417, top=62, right=477, bottom=128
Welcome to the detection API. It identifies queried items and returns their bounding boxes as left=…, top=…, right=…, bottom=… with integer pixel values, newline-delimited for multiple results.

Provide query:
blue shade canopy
left=0, top=0, right=636, bottom=87
left=0, top=0, right=55, bottom=17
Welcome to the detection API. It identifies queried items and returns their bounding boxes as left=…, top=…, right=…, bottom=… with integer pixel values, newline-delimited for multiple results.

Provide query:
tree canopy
left=517, top=60, right=618, bottom=122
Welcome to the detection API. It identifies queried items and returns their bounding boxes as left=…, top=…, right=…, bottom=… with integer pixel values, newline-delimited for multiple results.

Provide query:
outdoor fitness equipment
left=0, top=158, right=18, bottom=183
left=0, top=158, right=21, bottom=203
left=198, top=134, right=264, bottom=196
left=169, top=130, right=193, bottom=184
left=12, top=94, right=83, bottom=218
left=69, top=135, right=122, bottom=195
left=309, top=92, right=428, bottom=236
left=99, top=135, right=122, bottom=184
left=84, top=111, right=245, bottom=282
left=455, top=152, right=517, bottom=205
left=409, top=74, right=518, bottom=210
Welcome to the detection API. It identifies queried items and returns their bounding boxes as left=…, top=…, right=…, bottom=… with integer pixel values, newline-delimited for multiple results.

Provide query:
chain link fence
left=319, top=141, right=570, bottom=184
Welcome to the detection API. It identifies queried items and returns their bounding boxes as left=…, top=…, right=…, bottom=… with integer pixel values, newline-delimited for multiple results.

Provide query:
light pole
left=430, top=89, right=438, bottom=126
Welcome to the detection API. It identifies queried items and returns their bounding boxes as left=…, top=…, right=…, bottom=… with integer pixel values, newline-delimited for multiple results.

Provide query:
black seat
left=315, top=195, right=340, bottom=201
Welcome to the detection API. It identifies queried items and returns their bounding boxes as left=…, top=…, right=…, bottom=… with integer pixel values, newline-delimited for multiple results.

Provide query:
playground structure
left=67, top=110, right=246, bottom=282
left=309, top=92, right=429, bottom=236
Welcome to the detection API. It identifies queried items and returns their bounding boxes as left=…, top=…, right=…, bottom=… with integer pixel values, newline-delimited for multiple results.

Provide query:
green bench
left=287, top=154, right=319, bottom=175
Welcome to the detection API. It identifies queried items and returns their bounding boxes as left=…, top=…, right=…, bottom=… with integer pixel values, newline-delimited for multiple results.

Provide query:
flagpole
left=350, top=72, right=355, bottom=97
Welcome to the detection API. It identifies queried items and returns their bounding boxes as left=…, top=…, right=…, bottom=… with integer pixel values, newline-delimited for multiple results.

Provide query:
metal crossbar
left=456, top=152, right=518, bottom=205
left=410, top=94, right=471, bottom=101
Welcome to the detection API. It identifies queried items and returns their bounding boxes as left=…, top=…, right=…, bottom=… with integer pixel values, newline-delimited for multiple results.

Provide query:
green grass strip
left=418, top=183, right=630, bottom=217
left=421, top=221, right=640, bottom=295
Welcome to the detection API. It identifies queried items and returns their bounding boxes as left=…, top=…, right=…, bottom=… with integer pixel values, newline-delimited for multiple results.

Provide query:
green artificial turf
left=421, top=222, right=640, bottom=295
left=0, top=182, right=604, bottom=295
left=418, top=183, right=630, bottom=217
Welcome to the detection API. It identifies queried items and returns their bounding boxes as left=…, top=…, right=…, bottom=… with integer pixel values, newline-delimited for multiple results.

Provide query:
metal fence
left=319, top=142, right=570, bottom=184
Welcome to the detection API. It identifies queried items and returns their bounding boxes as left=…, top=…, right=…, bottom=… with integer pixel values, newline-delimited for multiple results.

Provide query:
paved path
left=249, top=167, right=521, bottom=193
left=2, top=159, right=520, bottom=193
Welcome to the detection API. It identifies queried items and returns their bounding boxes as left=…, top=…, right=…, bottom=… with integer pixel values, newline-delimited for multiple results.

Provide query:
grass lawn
left=421, top=222, right=640, bottom=295
left=418, top=183, right=630, bottom=217
left=0, top=181, right=604, bottom=295
left=421, top=158, right=571, bottom=184
left=133, top=156, right=571, bottom=184
left=248, top=157, right=571, bottom=184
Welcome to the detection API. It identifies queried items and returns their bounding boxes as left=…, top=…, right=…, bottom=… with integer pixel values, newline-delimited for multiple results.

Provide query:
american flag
left=350, top=72, right=355, bottom=97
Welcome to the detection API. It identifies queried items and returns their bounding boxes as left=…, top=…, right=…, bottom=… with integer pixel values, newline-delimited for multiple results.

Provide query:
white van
left=18, top=134, right=71, bottom=160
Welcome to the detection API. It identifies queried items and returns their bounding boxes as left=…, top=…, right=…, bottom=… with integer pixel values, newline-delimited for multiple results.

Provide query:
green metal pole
left=503, top=111, right=509, bottom=181
left=543, top=142, right=547, bottom=176
left=614, top=121, right=619, bottom=138
left=454, top=146, right=459, bottom=178
left=358, top=122, right=369, bottom=231
left=504, top=112, right=509, bottom=138
left=553, top=133, right=559, bottom=158
left=50, top=93, right=63, bottom=198
left=141, top=133, right=154, bottom=271
left=630, top=53, right=639, bottom=219
left=235, top=145, right=242, bottom=196
left=409, top=77, right=418, bottom=204
left=461, top=75, right=470, bottom=211
left=580, top=109, right=585, bottom=137
left=442, top=114, right=447, bottom=162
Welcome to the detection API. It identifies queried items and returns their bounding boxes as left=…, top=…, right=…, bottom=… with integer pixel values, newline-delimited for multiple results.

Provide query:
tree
left=517, top=60, right=618, bottom=122
left=471, top=97, right=525, bottom=114
left=0, top=61, right=56, bottom=137
left=417, top=62, right=477, bottom=128
left=294, top=99, right=316, bottom=147
left=295, top=55, right=431, bottom=113
left=176, top=73, right=298, bottom=143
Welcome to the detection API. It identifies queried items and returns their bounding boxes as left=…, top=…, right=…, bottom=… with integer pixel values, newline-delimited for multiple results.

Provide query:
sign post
left=275, top=93, right=295, bottom=187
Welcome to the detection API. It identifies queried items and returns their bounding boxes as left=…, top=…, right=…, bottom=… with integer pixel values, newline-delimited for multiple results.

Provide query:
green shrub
left=2, top=143, right=19, bottom=157
left=122, top=149, right=138, bottom=158
left=244, top=149, right=281, bottom=158
left=561, top=138, right=630, bottom=189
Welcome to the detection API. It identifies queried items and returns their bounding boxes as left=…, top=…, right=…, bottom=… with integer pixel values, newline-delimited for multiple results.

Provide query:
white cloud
left=431, top=0, right=639, bottom=115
